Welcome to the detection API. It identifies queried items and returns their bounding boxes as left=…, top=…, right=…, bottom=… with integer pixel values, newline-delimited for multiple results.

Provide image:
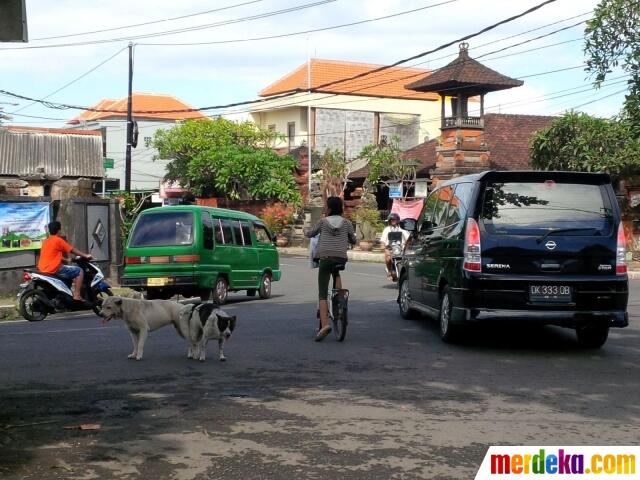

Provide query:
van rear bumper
left=452, top=306, right=628, bottom=328
left=120, top=276, right=196, bottom=288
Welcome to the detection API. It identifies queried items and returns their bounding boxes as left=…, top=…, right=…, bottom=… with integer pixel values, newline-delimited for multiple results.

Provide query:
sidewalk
left=278, top=247, right=385, bottom=263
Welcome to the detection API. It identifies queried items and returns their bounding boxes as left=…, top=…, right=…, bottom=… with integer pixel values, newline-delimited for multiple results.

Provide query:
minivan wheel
left=212, top=277, right=228, bottom=305
left=576, top=324, right=609, bottom=349
left=398, top=276, right=417, bottom=319
left=439, top=287, right=461, bottom=343
left=259, top=274, right=272, bottom=299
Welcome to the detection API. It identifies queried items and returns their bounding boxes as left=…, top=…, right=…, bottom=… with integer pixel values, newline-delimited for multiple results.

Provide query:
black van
left=397, top=171, right=629, bottom=348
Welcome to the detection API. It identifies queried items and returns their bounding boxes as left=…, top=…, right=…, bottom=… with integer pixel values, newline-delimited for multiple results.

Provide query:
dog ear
left=114, top=297, right=123, bottom=306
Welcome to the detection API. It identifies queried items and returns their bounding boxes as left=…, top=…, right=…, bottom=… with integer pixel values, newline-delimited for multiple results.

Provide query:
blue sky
left=0, top=0, right=629, bottom=128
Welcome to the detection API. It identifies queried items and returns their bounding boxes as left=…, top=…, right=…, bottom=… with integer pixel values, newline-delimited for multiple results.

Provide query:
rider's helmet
left=387, top=213, right=400, bottom=223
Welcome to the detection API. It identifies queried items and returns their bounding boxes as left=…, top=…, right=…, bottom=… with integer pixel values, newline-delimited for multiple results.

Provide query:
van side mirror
left=400, top=219, right=417, bottom=232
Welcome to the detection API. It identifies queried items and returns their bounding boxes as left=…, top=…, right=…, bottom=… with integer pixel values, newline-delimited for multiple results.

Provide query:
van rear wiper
left=536, top=227, right=599, bottom=244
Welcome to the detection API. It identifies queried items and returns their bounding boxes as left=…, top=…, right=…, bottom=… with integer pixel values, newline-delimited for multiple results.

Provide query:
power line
left=0, top=0, right=563, bottom=115
left=140, top=0, right=459, bottom=46
left=9, top=46, right=128, bottom=115
left=0, top=0, right=338, bottom=50
left=32, top=0, right=266, bottom=41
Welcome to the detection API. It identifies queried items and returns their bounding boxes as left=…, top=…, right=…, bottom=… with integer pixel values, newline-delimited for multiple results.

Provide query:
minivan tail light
left=126, top=256, right=142, bottom=265
left=173, top=255, right=200, bottom=263
left=616, top=222, right=627, bottom=275
left=463, top=218, right=482, bottom=273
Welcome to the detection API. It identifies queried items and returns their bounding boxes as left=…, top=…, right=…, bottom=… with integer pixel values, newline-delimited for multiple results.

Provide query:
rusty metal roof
left=0, top=128, right=103, bottom=178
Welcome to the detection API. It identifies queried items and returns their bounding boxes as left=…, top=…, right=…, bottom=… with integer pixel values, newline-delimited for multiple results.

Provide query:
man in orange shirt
left=38, top=221, right=92, bottom=301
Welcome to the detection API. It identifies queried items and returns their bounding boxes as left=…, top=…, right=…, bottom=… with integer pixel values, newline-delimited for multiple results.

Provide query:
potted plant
left=260, top=203, right=296, bottom=247
left=351, top=205, right=383, bottom=251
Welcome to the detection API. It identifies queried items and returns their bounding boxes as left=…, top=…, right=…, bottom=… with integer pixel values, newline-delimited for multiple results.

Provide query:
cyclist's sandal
left=315, top=325, right=332, bottom=342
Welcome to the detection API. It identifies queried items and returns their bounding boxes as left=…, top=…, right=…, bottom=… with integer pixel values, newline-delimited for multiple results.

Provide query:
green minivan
left=121, top=206, right=281, bottom=304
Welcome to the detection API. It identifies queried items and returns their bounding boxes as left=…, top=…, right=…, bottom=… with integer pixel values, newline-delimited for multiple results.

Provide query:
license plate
left=147, top=277, right=169, bottom=287
left=529, top=285, right=572, bottom=303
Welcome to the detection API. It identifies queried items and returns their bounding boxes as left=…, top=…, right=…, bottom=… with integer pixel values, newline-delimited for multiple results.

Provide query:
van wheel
left=398, top=275, right=417, bottom=319
left=259, top=274, right=272, bottom=299
left=576, top=324, right=609, bottom=348
left=439, top=286, right=461, bottom=343
left=213, top=277, right=228, bottom=305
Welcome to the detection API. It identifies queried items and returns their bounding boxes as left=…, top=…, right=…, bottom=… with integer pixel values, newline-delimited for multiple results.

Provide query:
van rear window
left=129, top=212, right=194, bottom=247
left=481, top=182, right=612, bottom=235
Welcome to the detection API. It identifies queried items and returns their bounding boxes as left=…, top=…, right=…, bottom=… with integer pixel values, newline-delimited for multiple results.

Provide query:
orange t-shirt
left=38, top=235, right=73, bottom=274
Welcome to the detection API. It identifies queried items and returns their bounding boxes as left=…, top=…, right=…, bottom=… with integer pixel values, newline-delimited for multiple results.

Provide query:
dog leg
left=218, top=338, right=226, bottom=362
left=198, top=339, right=207, bottom=362
left=135, top=328, right=149, bottom=360
left=128, top=330, right=139, bottom=359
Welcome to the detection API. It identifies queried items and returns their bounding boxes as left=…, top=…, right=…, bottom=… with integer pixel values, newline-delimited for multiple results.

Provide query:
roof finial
left=459, top=42, right=469, bottom=53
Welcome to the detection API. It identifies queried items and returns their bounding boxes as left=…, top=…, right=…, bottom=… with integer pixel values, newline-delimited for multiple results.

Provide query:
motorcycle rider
left=37, top=221, right=93, bottom=302
left=380, top=213, right=409, bottom=281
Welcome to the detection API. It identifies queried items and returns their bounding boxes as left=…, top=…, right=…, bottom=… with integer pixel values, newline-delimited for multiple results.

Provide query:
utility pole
left=125, top=42, right=134, bottom=193
left=306, top=41, right=312, bottom=199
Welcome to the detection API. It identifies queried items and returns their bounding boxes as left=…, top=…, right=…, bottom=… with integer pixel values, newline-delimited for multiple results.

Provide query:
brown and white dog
left=178, top=303, right=236, bottom=362
left=100, top=296, right=192, bottom=360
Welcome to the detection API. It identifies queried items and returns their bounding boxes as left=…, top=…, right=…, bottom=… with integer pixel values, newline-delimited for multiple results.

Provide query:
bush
left=350, top=206, right=384, bottom=241
left=260, top=203, right=296, bottom=235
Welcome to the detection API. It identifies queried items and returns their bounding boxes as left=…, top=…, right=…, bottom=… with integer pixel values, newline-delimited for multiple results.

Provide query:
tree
left=150, top=118, right=301, bottom=204
left=530, top=111, right=640, bottom=176
left=359, top=136, right=418, bottom=198
left=585, top=0, right=640, bottom=129
left=315, top=148, right=350, bottom=200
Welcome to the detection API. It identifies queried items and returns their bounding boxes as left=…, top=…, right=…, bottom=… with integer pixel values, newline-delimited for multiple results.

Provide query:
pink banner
left=391, top=199, right=424, bottom=220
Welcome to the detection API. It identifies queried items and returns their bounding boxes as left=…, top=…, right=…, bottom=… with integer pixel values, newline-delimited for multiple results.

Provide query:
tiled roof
left=259, top=59, right=438, bottom=101
left=407, top=45, right=523, bottom=95
left=67, top=93, right=208, bottom=124
left=4, top=126, right=102, bottom=136
left=358, top=113, right=556, bottom=177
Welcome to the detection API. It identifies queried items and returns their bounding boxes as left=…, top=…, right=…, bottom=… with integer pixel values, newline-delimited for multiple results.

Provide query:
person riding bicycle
left=305, top=196, right=356, bottom=342
left=380, top=213, right=409, bottom=281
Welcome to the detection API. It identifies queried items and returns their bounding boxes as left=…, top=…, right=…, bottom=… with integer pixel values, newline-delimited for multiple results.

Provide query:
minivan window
left=433, top=186, right=453, bottom=228
left=216, top=218, right=235, bottom=245
left=240, top=221, right=253, bottom=246
left=418, top=191, right=439, bottom=229
left=202, top=212, right=214, bottom=250
left=254, top=223, right=272, bottom=244
left=231, top=221, right=243, bottom=246
left=481, top=181, right=612, bottom=235
left=129, top=212, right=194, bottom=247
left=446, top=183, right=474, bottom=227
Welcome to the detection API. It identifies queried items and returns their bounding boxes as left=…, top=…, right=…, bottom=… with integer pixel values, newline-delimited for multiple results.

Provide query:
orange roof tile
left=259, top=59, right=438, bottom=101
left=67, top=93, right=208, bottom=124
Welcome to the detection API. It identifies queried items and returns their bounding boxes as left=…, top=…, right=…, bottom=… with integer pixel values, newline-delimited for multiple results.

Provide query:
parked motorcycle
left=387, top=230, right=404, bottom=282
left=18, top=257, right=112, bottom=322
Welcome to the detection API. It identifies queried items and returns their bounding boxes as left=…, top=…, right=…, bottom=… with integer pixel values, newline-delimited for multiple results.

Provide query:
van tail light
left=22, top=271, right=32, bottom=282
left=173, top=255, right=200, bottom=263
left=463, top=218, right=482, bottom=273
left=126, top=256, right=142, bottom=265
left=616, top=222, right=627, bottom=275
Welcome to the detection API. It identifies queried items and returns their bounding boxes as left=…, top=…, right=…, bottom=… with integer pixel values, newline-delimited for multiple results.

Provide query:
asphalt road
left=1, top=257, right=639, bottom=479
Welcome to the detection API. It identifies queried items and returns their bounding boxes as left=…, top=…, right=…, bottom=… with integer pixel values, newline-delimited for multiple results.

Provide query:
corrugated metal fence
left=0, top=130, right=103, bottom=178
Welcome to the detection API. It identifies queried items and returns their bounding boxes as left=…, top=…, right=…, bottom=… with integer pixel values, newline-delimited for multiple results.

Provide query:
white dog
left=100, top=296, right=192, bottom=360
left=178, top=303, right=236, bottom=362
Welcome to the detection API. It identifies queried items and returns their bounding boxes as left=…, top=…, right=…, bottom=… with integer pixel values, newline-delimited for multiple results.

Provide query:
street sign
left=103, top=158, right=114, bottom=169
left=388, top=182, right=403, bottom=199
left=415, top=180, right=429, bottom=198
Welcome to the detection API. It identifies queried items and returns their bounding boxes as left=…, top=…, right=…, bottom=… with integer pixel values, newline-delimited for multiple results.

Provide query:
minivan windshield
left=129, top=211, right=194, bottom=247
left=481, top=181, right=612, bottom=235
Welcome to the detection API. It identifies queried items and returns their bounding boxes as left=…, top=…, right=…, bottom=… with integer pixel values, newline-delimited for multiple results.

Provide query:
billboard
left=0, top=202, right=50, bottom=252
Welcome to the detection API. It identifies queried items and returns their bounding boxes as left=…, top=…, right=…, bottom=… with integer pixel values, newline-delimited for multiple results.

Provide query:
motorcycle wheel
left=92, top=288, right=114, bottom=316
left=19, top=289, right=49, bottom=322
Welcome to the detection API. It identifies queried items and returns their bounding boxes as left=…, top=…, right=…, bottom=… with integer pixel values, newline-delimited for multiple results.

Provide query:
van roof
left=437, top=170, right=611, bottom=188
left=139, top=205, right=263, bottom=222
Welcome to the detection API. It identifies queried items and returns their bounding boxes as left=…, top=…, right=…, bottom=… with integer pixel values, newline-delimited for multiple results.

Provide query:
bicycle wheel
left=332, top=296, right=348, bottom=342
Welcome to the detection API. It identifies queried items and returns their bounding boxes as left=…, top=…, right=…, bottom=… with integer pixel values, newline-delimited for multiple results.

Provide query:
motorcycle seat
left=26, top=269, right=72, bottom=283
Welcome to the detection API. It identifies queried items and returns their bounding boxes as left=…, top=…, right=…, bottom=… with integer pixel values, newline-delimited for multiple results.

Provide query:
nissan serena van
left=397, top=171, right=629, bottom=348
left=121, top=206, right=281, bottom=304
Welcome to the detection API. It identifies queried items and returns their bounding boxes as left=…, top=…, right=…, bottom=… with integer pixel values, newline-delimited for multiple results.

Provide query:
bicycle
left=317, top=263, right=349, bottom=342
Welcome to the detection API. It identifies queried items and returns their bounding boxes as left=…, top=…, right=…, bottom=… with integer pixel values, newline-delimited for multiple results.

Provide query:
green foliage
left=530, top=111, right=640, bottom=175
left=350, top=205, right=384, bottom=241
left=585, top=0, right=640, bottom=129
left=149, top=118, right=301, bottom=204
left=315, top=148, right=350, bottom=198
left=359, top=136, right=417, bottom=196
left=112, top=191, right=139, bottom=247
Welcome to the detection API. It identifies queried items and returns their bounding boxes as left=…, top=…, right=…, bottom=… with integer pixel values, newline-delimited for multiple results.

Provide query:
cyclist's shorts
left=317, top=257, right=347, bottom=300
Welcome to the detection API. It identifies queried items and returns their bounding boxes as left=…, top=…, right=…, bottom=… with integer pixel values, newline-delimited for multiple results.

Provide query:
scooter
left=18, top=257, right=112, bottom=322
left=387, top=230, right=404, bottom=282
